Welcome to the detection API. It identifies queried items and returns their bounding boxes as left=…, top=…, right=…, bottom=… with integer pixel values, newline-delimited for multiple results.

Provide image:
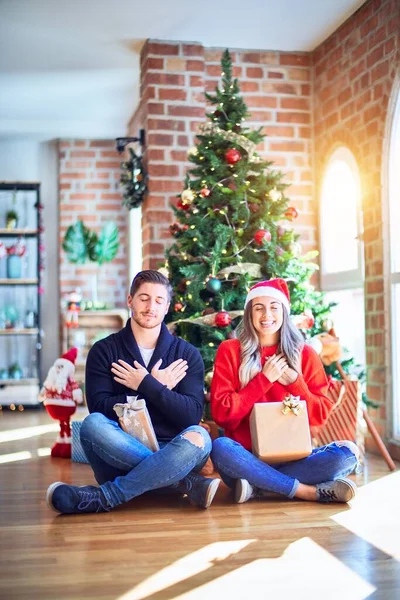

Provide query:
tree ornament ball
left=285, top=206, right=299, bottom=221
left=202, top=307, right=215, bottom=316
left=254, top=229, right=271, bottom=245
left=206, top=277, right=222, bottom=294
left=177, top=198, right=191, bottom=211
left=181, top=188, right=195, bottom=204
left=225, top=148, right=242, bottom=164
left=215, top=311, right=232, bottom=328
left=200, top=187, right=211, bottom=198
left=174, top=302, right=183, bottom=312
left=249, top=203, right=259, bottom=213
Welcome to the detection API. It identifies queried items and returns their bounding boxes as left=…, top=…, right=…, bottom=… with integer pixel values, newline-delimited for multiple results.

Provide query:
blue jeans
left=211, top=437, right=359, bottom=499
left=80, top=413, right=211, bottom=508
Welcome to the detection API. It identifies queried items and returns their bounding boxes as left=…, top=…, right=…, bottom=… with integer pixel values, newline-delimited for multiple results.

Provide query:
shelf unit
left=0, top=182, right=42, bottom=406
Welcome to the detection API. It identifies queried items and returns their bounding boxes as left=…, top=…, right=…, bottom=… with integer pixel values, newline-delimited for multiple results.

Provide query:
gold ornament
left=188, top=147, right=198, bottom=157
left=269, top=189, right=281, bottom=202
left=157, top=267, right=169, bottom=278
left=181, top=189, right=195, bottom=205
left=198, top=123, right=256, bottom=159
left=217, top=263, right=262, bottom=278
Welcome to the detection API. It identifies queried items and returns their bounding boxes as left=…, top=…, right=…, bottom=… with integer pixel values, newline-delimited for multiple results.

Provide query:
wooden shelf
left=0, top=378, right=39, bottom=386
left=0, top=328, right=39, bottom=335
left=0, top=278, right=38, bottom=285
left=0, top=229, right=38, bottom=236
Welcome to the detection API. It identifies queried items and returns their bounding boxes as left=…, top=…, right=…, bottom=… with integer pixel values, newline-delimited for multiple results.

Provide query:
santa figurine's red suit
left=40, top=347, right=83, bottom=458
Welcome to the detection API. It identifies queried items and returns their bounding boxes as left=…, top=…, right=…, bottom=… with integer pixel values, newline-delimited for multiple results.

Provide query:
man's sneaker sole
left=46, top=481, right=65, bottom=513
left=203, top=478, right=220, bottom=509
left=336, top=477, right=357, bottom=502
left=234, top=478, right=253, bottom=504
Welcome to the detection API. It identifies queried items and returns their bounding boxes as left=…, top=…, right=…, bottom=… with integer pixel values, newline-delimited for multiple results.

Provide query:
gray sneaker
left=234, top=478, right=255, bottom=504
left=178, top=473, right=220, bottom=509
left=316, top=478, right=357, bottom=503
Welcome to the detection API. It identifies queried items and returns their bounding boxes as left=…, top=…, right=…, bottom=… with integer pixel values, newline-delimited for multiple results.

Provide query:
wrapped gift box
left=250, top=397, right=312, bottom=463
left=114, top=396, right=159, bottom=453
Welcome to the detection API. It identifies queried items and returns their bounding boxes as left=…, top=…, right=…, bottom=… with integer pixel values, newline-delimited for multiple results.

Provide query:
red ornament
left=174, top=302, right=183, bottom=312
left=254, top=229, right=271, bottom=245
left=284, top=206, right=298, bottom=221
left=200, top=187, right=211, bottom=197
left=225, top=148, right=241, bottom=164
left=215, top=311, right=232, bottom=328
left=177, top=199, right=191, bottom=211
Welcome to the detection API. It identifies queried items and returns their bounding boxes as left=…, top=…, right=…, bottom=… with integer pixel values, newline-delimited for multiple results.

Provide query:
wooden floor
left=0, top=408, right=399, bottom=600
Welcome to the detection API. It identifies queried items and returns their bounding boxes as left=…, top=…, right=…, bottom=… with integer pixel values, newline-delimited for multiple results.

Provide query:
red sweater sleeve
left=285, top=344, right=334, bottom=426
left=210, top=340, right=274, bottom=431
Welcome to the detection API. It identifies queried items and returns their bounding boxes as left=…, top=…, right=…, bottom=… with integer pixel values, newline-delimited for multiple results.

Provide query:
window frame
left=319, top=146, right=364, bottom=292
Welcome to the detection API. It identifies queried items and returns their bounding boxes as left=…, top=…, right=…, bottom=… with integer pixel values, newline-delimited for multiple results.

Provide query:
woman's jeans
left=80, top=413, right=211, bottom=508
left=211, top=437, right=359, bottom=499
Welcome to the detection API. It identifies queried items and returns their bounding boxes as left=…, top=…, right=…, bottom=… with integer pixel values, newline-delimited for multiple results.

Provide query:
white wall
left=0, top=139, right=59, bottom=380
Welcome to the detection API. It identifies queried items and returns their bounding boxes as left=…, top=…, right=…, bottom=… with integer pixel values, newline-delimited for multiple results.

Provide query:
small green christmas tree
left=165, top=50, right=366, bottom=410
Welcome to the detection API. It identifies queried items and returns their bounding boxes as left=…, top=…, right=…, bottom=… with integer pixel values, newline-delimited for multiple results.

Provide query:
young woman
left=211, top=278, right=359, bottom=504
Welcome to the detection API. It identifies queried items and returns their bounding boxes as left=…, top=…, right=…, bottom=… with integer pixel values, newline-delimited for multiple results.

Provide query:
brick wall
left=313, top=0, right=400, bottom=449
left=59, top=139, right=128, bottom=308
left=130, top=40, right=316, bottom=269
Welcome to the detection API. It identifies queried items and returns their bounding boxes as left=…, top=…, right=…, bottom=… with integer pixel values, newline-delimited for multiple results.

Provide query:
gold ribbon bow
left=282, top=395, right=302, bottom=416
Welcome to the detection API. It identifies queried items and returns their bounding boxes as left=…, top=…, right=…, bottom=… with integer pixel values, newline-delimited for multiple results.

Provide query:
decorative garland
left=198, top=123, right=257, bottom=159
left=120, top=148, right=148, bottom=210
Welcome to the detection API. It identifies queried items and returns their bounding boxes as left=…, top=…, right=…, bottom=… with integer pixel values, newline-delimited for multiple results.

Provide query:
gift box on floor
left=250, top=396, right=312, bottom=464
left=71, top=420, right=89, bottom=464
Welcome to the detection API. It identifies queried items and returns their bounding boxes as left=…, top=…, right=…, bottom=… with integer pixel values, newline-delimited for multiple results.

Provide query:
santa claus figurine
left=40, top=348, right=83, bottom=458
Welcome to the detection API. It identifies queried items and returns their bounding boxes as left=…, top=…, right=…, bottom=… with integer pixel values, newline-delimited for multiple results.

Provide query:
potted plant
left=8, top=362, right=23, bottom=380
left=6, top=209, right=19, bottom=230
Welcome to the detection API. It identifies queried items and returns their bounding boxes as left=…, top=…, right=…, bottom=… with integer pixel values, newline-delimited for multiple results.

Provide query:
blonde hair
left=235, top=301, right=304, bottom=388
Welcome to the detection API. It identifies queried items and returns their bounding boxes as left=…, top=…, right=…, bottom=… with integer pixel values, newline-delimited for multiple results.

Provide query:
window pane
left=325, top=288, right=366, bottom=366
left=389, top=106, right=400, bottom=273
left=392, top=283, right=400, bottom=440
left=321, top=158, right=360, bottom=275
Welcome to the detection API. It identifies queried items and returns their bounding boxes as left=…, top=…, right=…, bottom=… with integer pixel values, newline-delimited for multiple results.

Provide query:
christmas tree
left=164, top=50, right=352, bottom=409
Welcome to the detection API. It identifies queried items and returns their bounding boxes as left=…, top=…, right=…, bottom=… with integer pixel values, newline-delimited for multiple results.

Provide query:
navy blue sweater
left=85, top=320, right=205, bottom=440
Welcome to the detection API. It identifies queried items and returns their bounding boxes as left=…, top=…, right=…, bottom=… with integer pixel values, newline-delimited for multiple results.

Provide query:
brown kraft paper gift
left=113, top=396, right=159, bottom=453
left=250, top=395, right=312, bottom=464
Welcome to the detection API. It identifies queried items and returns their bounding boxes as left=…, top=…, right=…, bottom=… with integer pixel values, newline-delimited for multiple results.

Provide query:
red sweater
left=210, top=339, right=333, bottom=452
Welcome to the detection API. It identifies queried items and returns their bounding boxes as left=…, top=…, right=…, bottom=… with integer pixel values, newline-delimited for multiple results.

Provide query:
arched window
left=388, top=85, right=400, bottom=441
left=319, top=147, right=365, bottom=365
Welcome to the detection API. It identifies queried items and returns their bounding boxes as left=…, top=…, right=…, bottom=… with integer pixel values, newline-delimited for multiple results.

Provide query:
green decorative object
left=120, top=148, right=148, bottom=210
left=92, top=222, right=119, bottom=265
left=62, top=220, right=97, bottom=264
left=9, top=362, right=23, bottom=380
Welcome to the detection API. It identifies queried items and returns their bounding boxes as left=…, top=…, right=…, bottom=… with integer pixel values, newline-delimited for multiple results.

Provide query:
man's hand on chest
left=151, top=358, right=188, bottom=390
left=111, top=360, right=148, bottom=391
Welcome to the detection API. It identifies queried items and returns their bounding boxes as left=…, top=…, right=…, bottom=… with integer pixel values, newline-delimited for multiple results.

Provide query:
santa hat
left=60, top=347, right=78, bottom=365
left=244, top=278, right=291, bottom=313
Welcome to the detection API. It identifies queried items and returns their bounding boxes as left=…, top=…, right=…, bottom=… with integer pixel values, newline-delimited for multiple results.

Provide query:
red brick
left=240, top=52, right=278, bottom=64
left=148, top=133, right=174, bottom=146
left=177, top=135, right=189, bottom=146
left=95, top=161, right=120, bottom=169
left=241, top=81, right=260, bottom=92
left=186, top=60, right=204, bottom=71
left=262, top=125, right=295, bottom=137
left=371, top=58, right=389, bottom=81
left=146, top=210, right=174, bottom=223
left=301, top=84, right=311, bottom=95
left=147, top=73, right=185, bottom=86
left=366, top=44, right=384, bottom=68
left=267, top=71, right=284, bottom=79
left=190, top=76, right=204, bottom=87
left=270, top=141, right=305, bottom=152
left=167, top=106, right=204, bottom=117
left=158, top=88, right=187, bottom=101
left=89, top=140, right=115, bottom=148
left=70, top=151, right=96, bottom=158
left=277, top=112, right=311, bottom=124
left=170, top=150, right=188, bottom=161
left=148, top=164, right=180, bottom=177
left=248, top=111, right=273, bottom=121
left=183, top=44, right=204, bottom=57
left=149, top=180, right=182, bottom=193
left=246, top=96, right=277, bottom=108
left=147, top=118, right=186, bottom=132
left=146, top=42, right=179, bottom=56
left=384, top=37, right=395, bottom=55
left=147, top=149, right=165, bottom=161
left=279, top=53, right=311, bottom=67
left=280, top=98, right=310, bottom=110
left=148, top=102, right=165, bottom=115
left=100, top=193, right=122, bottom=200
left=271, top=83, right=298, bottom=95
left=206, top=65, right=222, bottom=77
left=144, top=57, right=164, bottom=70
left=64, top=161, right=92, bottom=169
left=84, top=183, right=111, bottom=190
left=69, top=193, right=96, bottom=200
left=287, top=68, right=311, bottom=81
left=246, top=67, right=263, bottom=78
left=60, top=172, right=86, bottom=179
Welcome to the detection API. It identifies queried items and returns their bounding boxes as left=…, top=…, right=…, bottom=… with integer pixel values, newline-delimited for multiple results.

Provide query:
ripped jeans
left=211, top=437, right=359, bottom=499
left=80, top=413, right=211, bottom=508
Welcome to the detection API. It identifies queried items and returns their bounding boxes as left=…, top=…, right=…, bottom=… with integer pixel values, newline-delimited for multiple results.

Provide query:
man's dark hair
left=129, top=270, right=173, bottom=302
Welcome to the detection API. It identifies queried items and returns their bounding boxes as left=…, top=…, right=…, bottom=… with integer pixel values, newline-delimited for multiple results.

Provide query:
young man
left=46, top=270, right=219, bottom=514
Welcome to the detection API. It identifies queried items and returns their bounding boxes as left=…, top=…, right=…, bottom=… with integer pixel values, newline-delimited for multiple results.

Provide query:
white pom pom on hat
left=244, top=278, right=291, bottom=313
